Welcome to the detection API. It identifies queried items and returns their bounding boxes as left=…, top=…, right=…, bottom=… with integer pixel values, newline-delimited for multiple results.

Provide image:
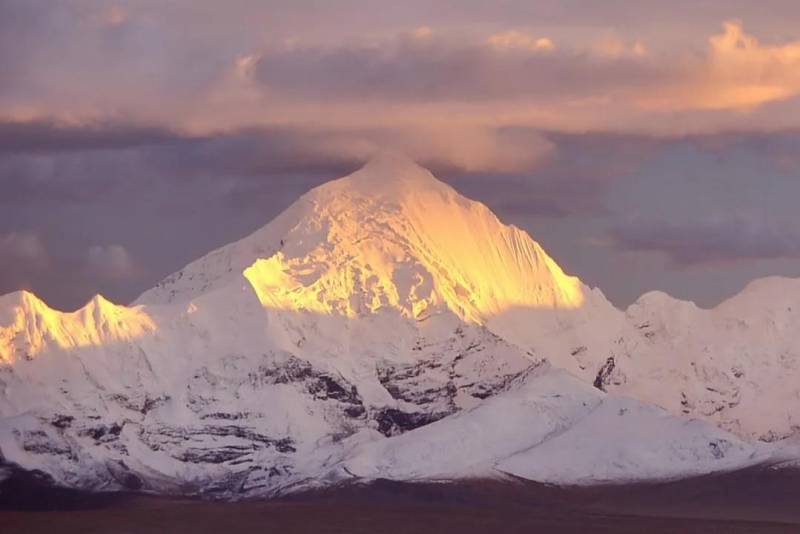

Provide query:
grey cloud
left=86, top=244, right=137, bottom=280
left=611, top=218, right=800, bottom=265
left=0, top=120, right=189, bottom=153
left=0, top=231, right=49, bottom=269
left=253, top=35, right=669, bottom=102
left=0, top=231, right=50, bottom=297
left=448, top=131, right=660, bottom=219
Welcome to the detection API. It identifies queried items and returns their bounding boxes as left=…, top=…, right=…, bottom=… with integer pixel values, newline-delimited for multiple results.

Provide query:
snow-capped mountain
left=0, top=155, right=796, bottom=496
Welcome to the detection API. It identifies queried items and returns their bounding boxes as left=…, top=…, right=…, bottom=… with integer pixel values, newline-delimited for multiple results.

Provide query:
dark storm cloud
left=611, top=218, right=800, bottom=265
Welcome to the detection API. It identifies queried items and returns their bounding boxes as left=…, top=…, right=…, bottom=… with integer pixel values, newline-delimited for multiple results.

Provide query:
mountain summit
left=0, top=157, right=797, bottom=496
left=138, top=153, right=587, bottom=324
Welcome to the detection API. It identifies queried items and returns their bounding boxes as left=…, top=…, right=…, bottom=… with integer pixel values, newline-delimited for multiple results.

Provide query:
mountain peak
left=359, top=151, right=429, bottom=176
left=0, top=289, right=48, bottom=318
left=318, top=152, right=451, bottom=202
left=138, top=159, right=589, bottom=323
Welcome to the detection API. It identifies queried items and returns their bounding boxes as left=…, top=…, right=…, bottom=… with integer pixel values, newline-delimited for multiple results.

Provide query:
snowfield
left=0, top=154, right=797, bottom=496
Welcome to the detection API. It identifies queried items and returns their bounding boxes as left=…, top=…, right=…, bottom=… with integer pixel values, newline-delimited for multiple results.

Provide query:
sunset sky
left=3, top=0, right=800, bottom=309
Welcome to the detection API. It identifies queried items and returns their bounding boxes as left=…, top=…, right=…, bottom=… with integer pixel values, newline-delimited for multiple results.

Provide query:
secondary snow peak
left=0, top=291, right=154, bottom=363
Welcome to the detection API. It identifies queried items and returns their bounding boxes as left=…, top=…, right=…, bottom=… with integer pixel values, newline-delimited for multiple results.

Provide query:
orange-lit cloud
left=589, top=35, right=648, bottom=59
left=5, top=3, right=800, bottom=148
left=414, top=26, right=433, bottom=39
left=706, top=20, right=800, bottom=107
left=488, top=31, right=554, bottom=52
left=98, top=5, right=128, bottom=27
left=640, top=21, right=800, bottom=111
left=8, top=19, right=800, bottom=165
left=187, top=20, right=800, bottom=137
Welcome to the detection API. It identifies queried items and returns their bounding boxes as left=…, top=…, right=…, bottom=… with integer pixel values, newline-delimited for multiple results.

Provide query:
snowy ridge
left=0, top=155, right=797, bottom=496
left=606, top=276, right=800, bottom=440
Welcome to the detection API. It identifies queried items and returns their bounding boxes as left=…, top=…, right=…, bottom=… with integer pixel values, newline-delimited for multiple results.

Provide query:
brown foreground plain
left=1, top=465, right=799, bottom=533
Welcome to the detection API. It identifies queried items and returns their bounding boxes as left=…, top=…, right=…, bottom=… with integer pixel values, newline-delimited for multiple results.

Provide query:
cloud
left=248, top=21, right=800, bottom=116
left=0, top=117, right=553, bottom=175
left=292, top=125, right=555, bottom=173
left=96, top=5, right=128, bottom=27
left=250, top=30, right=661, bottom=103
left=611, top=218, right=800, bottom=265
left=414, top=26, right=433, bottom=39
left=488, top=31, right=554, bottom=52
left=229, top=20, right=800, bottom=137
left=641, top=21, right=800, bottom=111
left=704, top=21, right=800, bottom=108
left=5, top=4, right=800, bottom=136
left=0, top=231, right=49, bottom=269
left=0, top=119, right=188, bottom=153
left=0, top=232, right=50, bottom=294
left=86, top=244, right=137, bottom=279
left=590, top=34, right=649, bottom=59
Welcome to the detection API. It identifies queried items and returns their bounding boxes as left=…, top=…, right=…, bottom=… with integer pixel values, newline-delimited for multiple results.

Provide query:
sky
left=3, top=0, right=800, bottom=310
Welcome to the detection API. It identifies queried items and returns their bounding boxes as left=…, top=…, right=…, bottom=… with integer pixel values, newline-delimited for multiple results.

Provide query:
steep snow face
left=137, top=154, right=589, bottom=326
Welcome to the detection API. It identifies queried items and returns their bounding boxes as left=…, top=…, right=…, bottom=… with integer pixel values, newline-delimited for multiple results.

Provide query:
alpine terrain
left=1, top=154, right=798, bottom=497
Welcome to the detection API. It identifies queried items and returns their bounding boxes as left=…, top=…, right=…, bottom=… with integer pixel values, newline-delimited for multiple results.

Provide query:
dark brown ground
left=1, top=466, right=799, bottom=533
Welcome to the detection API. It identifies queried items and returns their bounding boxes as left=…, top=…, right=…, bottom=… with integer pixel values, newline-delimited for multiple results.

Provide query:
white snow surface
left=0, top=154, right=796, bottom=496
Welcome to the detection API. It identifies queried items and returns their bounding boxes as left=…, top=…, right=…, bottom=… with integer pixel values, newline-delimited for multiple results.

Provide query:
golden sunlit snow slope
left=0, top=291, right=154, bottom=364
left=241, top=154, right=584, bottom=323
